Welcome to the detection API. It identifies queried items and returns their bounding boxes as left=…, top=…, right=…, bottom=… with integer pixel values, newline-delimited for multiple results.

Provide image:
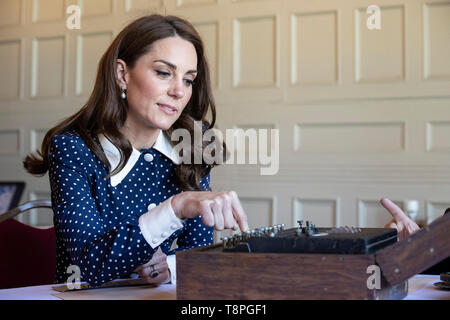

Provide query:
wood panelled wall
left=0, top=1, right=449, bottom=242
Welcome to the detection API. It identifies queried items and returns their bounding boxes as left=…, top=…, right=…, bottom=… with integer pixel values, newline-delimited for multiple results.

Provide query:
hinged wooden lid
left=376, top=213, right=450, bottom=285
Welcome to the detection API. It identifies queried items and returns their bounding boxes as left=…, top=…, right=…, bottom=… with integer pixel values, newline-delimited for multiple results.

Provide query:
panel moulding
left=291, top=10, right=338, bottom=86
left=426, top=121, right=450, bottom=152
left=354, top=5, right=405, bottom=83
left=423, top=2, right=450, bottom=80
left=293, top=198, right=339, bottom=228
left=31, top=36, right=66, bottom=98
left=0, top=129, right=21, bottom=155
left=233, top=15, right=278, bottom=88
left=293, top=122, right=406, bottom=152
left=0, top=40, right=22, bottom=100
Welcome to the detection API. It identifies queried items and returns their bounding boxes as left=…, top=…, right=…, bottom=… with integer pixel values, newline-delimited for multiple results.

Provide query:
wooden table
left=0, top=274, right=448, bottom=300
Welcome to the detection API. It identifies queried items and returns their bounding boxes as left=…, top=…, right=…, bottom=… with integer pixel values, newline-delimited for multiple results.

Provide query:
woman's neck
left=121, top=124, right=160, bottom=150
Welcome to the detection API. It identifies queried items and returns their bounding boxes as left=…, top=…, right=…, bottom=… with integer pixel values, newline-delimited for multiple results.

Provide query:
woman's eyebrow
left=154, top=59, right=197, bottom=75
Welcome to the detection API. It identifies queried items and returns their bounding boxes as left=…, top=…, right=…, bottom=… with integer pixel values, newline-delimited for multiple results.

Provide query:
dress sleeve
left=48, top=134, right=156, bottom=287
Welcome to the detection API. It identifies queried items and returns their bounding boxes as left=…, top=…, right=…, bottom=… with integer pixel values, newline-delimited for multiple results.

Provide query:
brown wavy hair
left=23, top=14, right=224, bottom=191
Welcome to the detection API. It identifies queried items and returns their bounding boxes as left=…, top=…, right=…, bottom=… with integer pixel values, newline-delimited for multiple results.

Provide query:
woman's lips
left=157, top=103, right=177, bottom=115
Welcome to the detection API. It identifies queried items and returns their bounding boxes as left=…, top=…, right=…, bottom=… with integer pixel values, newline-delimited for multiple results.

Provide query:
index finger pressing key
left=230, top=192, right=249, bottom=232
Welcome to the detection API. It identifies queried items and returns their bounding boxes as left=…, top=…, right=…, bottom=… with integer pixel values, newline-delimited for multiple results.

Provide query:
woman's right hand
left=171, top=191, right=249, bottom=232
left=133, top=247, right=170, bottom=285
left=380, top=198, right=420, bottom=241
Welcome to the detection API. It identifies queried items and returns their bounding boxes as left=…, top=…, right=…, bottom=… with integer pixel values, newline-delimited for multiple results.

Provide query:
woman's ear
left=116, top=58, right=129, bottom=89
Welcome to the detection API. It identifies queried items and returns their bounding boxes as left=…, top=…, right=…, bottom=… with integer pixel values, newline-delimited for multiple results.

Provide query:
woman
left=23, top=15, right=248, bottom=287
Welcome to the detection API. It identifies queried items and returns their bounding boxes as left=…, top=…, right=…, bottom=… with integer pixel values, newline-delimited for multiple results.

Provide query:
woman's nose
left=168, top=79, right=185, bottom=99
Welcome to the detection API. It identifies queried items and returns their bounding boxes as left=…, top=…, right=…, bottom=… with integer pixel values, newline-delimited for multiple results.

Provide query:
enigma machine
left=221, top=221, right=397, bottom=255
left=176, top=213, right=450, bottom=300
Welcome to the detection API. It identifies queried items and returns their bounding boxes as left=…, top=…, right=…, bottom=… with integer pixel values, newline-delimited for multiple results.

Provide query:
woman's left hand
left=380, top=198, right=420, bottom=241
left=133, top=247, right=170, bottom=285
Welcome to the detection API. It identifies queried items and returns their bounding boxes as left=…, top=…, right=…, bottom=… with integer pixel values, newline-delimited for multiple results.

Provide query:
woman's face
left=118, top=36, right=198, bottom=131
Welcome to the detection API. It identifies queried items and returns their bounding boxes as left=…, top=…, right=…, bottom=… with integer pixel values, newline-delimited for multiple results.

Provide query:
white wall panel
left=0, top=130, right=20, bottom=155
left=31, top=36, right=65, bottom=98
left=294, top=122, right=405, bottom=152
left=293, top=198, right=339, bottom=227
left=177, top=0, right=217, bottom=8
left=426, top=201, right=450, bottom=224
left=0, top=40, right=21, bottom=100
left=355, top=6, right=405, bottom=82
left=291, top=11, right=338, bottom=85
left=424, top=2, right=450, bottom=80
left=195, top=22, right=219, bottom=88
left=32, top=0, right=65, bottom=22
left=232, top=0, right=272, bottom=2
left=233, top=16, right=277, bottom=87
left=0, top=0, right=22, bottom=27
left=78, top=0, right=112, bottom=17
left=426, top=121, right=450, bottom=152
left=125, top=0, right=163, bottom=12
left=30, top=128, right=49, bottom=152
left=76, top=32, right=113, bottom=96
left=241, top=197, right=276, bottom=228
left=357, top=199, right=402, bottom=227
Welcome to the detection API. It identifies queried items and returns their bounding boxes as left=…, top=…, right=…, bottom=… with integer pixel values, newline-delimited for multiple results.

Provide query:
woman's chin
left=153, top=119, right=176, bottom=131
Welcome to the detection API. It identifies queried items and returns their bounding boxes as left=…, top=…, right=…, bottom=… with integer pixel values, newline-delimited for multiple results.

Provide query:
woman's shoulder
left=48, top=130, right=103, bottom=173
left=50, top=130, right=93, bottom=154
left=51, top=130, right=91, bottom=145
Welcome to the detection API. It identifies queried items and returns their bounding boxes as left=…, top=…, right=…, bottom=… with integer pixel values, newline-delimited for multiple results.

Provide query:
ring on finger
left=150, top=265, right=159, bottom=278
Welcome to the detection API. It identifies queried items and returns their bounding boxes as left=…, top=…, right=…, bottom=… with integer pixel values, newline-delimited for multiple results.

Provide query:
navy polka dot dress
left=48, top=130, right=213, bottom=287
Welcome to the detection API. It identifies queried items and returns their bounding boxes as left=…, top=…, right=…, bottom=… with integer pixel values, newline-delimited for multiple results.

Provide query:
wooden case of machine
left=176, top=213, right=449, bottom=300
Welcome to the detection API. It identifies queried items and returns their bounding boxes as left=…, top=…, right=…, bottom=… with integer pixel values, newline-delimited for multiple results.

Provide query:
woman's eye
left=184, top=78, right=194, bottom=86
left=156, top=70, right=170, bottom=77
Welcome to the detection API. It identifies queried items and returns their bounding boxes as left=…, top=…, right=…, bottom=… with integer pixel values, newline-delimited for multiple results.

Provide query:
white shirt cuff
left=138, top=196, right=184, bottom=249
left=165, top=254, right=176, bottom=284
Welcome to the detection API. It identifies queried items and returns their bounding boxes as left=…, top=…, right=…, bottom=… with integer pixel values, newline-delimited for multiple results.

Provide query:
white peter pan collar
left=98, top=130, right=181, bottom=187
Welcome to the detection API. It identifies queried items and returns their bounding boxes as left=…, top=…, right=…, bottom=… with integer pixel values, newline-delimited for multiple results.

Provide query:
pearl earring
left=121, top=88, right=127, bottom=99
